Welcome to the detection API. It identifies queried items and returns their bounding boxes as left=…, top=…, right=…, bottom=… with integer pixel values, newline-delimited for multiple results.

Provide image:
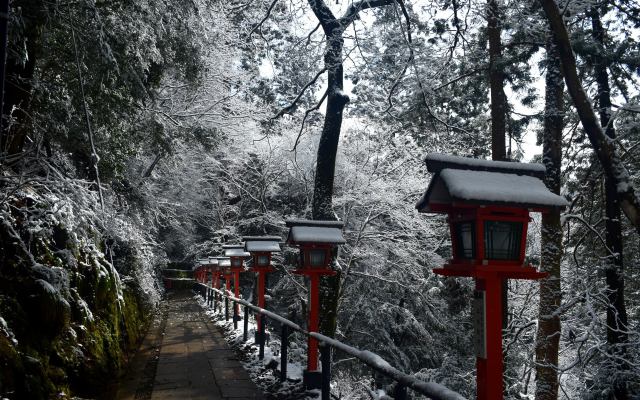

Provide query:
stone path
left=117, top=291, right=264, bottom=400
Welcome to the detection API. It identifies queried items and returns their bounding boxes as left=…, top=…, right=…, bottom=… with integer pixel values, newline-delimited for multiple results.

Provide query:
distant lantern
left=285, top=219, right=346, bottom=390
left=416, top=153, right=568, bottom=400
left=196, top=258, right=210, bottom=283
left=207, top=257, right=219, bottom=287
left=216, top=256, right=232, bottom=291
left=223, top=244, right=250, bottom=270
left=243, top=236, right=282, bottom=343
left=223, top=244, right=250, bottom=319
left=243, top=236, right=282, bottom=272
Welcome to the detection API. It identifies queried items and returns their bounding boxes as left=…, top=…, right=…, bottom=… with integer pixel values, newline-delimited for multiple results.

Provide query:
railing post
left=233, top=300, right=238, bottom=330
left=243, top=305, right=249, bottom=341
left=320, top=344, right=331, bottom=400
left=225, top=296, right=229, bottom=321
left=280, top=324, right=288, bottom=381
left=394, top=384, right=407, bottom=400
left=213, top=290, right=217, bottom=308
left=258, top=314, right=265, bottom=360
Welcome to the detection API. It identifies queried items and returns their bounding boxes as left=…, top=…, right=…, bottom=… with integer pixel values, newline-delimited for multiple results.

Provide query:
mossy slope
left=0, top=192, right=155, bottom=399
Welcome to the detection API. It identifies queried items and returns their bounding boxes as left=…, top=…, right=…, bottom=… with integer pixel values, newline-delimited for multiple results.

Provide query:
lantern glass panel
left=257, top=255, right=269, bottom=266
left=484, top=221, right=522, bottom=260
left=231, top=258, right=242, bottom=267
left=454, top=221, right=475, bottom=259
left=309, top=249, right=326, bottom=267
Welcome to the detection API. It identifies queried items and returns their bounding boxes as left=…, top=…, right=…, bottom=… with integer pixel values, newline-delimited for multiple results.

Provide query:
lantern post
left=285, top=219, right=346, bottom=390
left=243, top=236, right=281, bottom=341
left=416, top=153, right=568, bottom=400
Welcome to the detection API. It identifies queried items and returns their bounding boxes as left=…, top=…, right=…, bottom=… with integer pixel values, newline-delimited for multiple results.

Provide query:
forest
left=0, top=0, right=638, bottom=398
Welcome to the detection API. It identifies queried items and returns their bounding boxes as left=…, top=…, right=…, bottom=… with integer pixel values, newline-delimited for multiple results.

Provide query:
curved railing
left=195, top=282, right=467, bottom=400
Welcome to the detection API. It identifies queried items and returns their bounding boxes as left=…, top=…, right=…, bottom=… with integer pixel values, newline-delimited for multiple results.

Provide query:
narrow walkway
left=117, top=291, right=264, bottom=400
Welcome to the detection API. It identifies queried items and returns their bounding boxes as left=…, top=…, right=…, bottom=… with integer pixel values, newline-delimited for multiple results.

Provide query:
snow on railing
left=195, top=283, right=467, bottom=400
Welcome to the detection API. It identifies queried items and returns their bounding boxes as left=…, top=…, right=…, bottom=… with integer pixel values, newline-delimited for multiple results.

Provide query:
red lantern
left=223, top=245, right=249, bottom=319
left=243, top=236, right=282, bottom=342
left=285, top=219, right=346, bottom=390
left=195, top=259, right=209, bottom=283
left=207, top=257, right=219, bottom=287
left=417, top=153, right=567, bottom=400
left=216, top=257, right=232, bottom=292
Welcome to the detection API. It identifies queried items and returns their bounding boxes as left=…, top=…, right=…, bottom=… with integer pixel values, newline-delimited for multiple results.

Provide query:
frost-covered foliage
left=0, top=163, right=164, bottom=398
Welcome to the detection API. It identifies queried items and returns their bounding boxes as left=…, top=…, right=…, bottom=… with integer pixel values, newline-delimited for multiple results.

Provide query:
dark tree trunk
left=589, top=8, right=629, bottom=398
left=0, top=1, right=45, bottom=157
left=487, top=0, right=507, bottom=162
left=534, top=37, right=564, bottom=400
left=311, top=30, right=349, bottom=221
left=539, top=0, right=640, bottom=233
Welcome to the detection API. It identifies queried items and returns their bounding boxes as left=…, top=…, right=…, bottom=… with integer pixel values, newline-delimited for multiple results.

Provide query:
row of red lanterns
left=192, top=219, right=346, bottom=389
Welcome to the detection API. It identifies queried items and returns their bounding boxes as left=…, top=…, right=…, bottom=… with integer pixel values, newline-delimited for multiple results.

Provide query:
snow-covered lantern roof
left=194, top=258, right=208, bottom=271
left=285, top=220, right=346, bottom=274
left=206, top=257, right=219, bottom=273
left=243, top=236, right=282, bottom=270
left=223, top=244, right=250, bottom=270
left=216, top=256, right=231, bottom=271
left=416, top=153, right=568, bottom=278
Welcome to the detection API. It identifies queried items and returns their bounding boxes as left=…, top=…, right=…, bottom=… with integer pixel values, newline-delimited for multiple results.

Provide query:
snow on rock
left=0, top=317, right=18, bottom=346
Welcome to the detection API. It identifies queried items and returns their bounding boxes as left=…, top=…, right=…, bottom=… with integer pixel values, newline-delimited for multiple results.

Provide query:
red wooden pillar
left=476, top=276, right=503, bottom=400
left=257, top=271, right=266, bottom=331
left=233, top=270, right=241, bottom=315
left=307, top=273, right=321, bottom=372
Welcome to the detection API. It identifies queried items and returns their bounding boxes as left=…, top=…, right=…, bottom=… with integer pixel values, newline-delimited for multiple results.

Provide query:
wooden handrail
left=197, top=283, right=467, bottom=400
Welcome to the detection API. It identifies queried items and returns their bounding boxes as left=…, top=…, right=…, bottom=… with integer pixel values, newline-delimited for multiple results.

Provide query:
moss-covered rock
left=0, top=192, right=157, bottom=399
left=25, top=279, right=71, bottom=339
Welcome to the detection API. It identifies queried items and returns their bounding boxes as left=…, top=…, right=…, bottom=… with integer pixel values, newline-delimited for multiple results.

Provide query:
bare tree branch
left=291, top=88, right=328, bottom=152
left=273, top=67, right=327, bottom=119
left=247, top=0, right=279, bottom=39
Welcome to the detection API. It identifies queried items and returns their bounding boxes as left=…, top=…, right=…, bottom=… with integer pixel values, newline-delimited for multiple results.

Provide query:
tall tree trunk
left=589, top=7, right=629, bottom=398
left=487, top=0, right=507, bottom=162
left=539, top=0, right=640, bottom=233
left=311, top=30, right=348, bottom=221
left=534, top=37, right=564, bottom=400
left=313, top=28, right=349, bottom=339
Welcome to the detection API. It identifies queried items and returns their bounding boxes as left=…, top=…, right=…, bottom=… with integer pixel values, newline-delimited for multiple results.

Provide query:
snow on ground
left=194, top=294, right=314, bottom=399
